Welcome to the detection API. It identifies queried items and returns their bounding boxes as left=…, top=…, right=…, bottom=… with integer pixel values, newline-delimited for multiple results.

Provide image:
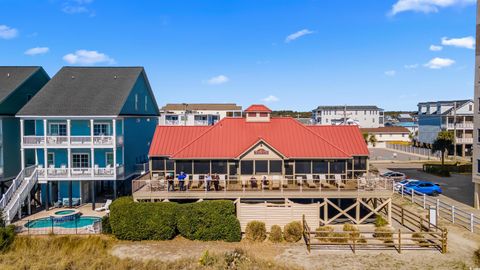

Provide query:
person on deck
left=167, top=173, right=175, bottom=191
left=213, top=173, right=220, bottom=191
left=178, top=171, right=187, bottom=191
left=250, top=175, right=258, bottom=189
left=205, top=173, right=212, bottom=191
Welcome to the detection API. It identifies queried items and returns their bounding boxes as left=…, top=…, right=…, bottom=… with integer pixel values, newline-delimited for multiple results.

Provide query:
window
left=135, top=94, right=139, bottom=111
left=176, top=160, right=193, bottom=174
left=284, top=162, right=294, bottom=175
left=47, top=152, right=55, bottom=167
left=469, top=104, right=473, bottom=111
left=330, top=160, right=346, bottom=174
left=229, top=161, right=239, bottom=176
left=269, top=160, right=282, bottom=174
left=255, top=160, right=268, bottom=174
left=241, top=160, right=254, bottom=175
left=259, top=112, right=268, bottom=117
left=94, top=123, right=110, bottom=136
left=165, top=159, right=175, bottom=171
left=248, top=112, right=256, bottom=117
left=106, top=152, right=114, bottom=166
left=295, top=160, right=311, bottom=174
left=152, top=158, right=165, bottom=170
left=212, top=160, right=228, bottom=174
left=354, top=157, right=367, bottom=170
left=49, top=123, right=67, bottom=136
left=144, top=96, right=148, bottom=111
left=194, top=161, right=210, bottom=174
left=72, top=153, right=89, bottom=168
left=312, top=161, right=328, bottom=173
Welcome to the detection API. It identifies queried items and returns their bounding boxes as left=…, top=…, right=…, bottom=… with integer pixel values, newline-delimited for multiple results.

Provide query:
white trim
left=48, top=122, right=67, bottom=136
left=93, top=122, right=112, bottom=136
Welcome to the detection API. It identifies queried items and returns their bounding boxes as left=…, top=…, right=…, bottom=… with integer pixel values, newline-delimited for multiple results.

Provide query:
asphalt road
left=386, top=167, right=474, bottom=207
left=369, top=148, right=429, bottom=162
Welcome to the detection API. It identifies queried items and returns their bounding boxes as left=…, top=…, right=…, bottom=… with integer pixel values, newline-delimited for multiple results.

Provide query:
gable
left=120, top=70, right=159, bottom=116
left=240, top=141, right=284, bottom=160
left=454, top=101, right=474, bottom=114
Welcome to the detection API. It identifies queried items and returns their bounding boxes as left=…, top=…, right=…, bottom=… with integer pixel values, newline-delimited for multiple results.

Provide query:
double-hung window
left=49, top=123, right=67, bottom=136
left=72, top=153, right=90, bottom=168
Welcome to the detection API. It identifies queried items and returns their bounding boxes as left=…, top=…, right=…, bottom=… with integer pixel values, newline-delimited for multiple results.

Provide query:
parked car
left=404, top=181, right=442, bottom=196
left=394, top=179, right=419, bottom=191
left=381, top=171, right=406, bottom=181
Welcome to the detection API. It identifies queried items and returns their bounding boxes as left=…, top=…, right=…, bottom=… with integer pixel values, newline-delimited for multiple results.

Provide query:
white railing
left=194, top=120, right=209, bottom=126
left=23, top=136, right=45, bottom=146
left=446, top=123, right=474, bottom=129
left=94, top=167, right=114, bottom=177
left=70, top=136, right=92, bottom=145
left=456, top=138, right=473, bottom=144
left=70, top=168, right=92, bottom=176
left=165, top=120, right=180, bottom=125
left=93, top=136, right=113, bottom=145
left=37, top=166, right=122, bottom=179
left=398, top=186, right=480, bottom=233
left=1, top=166, right=37, bottom=224
left=46, top=136, right=69, bottom=145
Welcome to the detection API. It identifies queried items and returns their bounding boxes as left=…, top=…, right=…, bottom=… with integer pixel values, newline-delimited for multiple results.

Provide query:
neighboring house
left=159, top=103, right=242, bottom=126
left=0, top=67, right=50, bottom=192
left=397, top=113, right=414, bottom=122
left=312, top=105, right=384, bottom=128
left=395, top=122, right=418, bottom=134
left=16, top=67, right=160, bottom=209
left=417, top=100, right=474, bottom=157
left=361, top=127, right=410, bottom=148
left=473, top=2, right=480, bottom=209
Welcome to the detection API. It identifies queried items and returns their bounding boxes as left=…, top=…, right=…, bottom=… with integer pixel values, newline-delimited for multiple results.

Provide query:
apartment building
left=312, top=105, right=384, bottom=128
left=16, top=67, right=159, bottom=209
left=417, top=100, right=474, bottom=157
left=159, top=103, right=242, bottom=126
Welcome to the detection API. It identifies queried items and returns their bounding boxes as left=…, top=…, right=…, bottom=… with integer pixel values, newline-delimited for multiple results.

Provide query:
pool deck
left=14, top=204, right=107, bottom=235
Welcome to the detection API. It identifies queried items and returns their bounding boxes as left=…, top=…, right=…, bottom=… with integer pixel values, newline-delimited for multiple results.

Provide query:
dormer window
left=248, top=112, right=256, bottom=117
left=244, top=105, right=272, bottom=122
left=259, top=112, right=268, bottom=117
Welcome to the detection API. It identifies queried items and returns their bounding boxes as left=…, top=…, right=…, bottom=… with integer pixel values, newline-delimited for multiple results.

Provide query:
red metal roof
left=244, top=104, right=272, bottom=113
left=149, top=117, right=369, bottom=159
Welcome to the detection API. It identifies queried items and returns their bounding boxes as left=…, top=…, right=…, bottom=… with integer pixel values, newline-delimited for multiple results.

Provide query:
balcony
left=194, top=120, right=209, bottom=126
left=23, top=135, right=115, bottom=147
left=37, top=165, right=124, bottom=180
left=456, top=138, right=473, bottom=144
left=445, top=123, right=474, bottom=129
left=165, top=120, right=180, bottom=125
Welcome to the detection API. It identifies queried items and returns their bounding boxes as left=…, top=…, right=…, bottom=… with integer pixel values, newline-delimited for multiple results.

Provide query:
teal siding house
left=17, top=67, right=159, bottom=209
left=0, top=67, right=49, bottom=192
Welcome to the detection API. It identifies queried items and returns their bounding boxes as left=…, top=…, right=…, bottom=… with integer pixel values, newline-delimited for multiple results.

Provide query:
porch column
left=91, top=180, right=96, bottom=210
left=45, top=183, right=50, bottom=210
left=67, top=119, right=71, bottom=177
left=113, top=180, right=117, bottom=199
left=43, top=119, right=48, bottom=177
left=20, top=119, right=25, bottom=170
left=68, top=181, right=72, bottom=208
left=113, top=119, right=117, bottom=179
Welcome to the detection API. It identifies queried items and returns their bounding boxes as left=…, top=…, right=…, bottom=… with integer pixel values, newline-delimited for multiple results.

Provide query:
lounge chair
left=334, top=174, right=345, bottom=188
left=190, top=175, right=200, bottom=189
left=95, top=199, right=112, bottom=211
left=272, top=175, right=281, bottom=189
left=296, top=176, right=304, bottom=186
left=218, top=175, right=227, bottom=189
left=320, top=174, right=334, bottom=189
left=306, top=174, right=316, bottom=188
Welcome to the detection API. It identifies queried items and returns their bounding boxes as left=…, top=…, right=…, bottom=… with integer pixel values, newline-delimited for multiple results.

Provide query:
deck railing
left=37, top=165, right=123, bottom=180
left=132, top=176, right=394, bottom=194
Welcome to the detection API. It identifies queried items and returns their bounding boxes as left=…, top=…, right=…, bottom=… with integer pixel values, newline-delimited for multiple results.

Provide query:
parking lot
left=369, top=148, right=433, bottom=162
left=376, top=163, right=474, bottom=207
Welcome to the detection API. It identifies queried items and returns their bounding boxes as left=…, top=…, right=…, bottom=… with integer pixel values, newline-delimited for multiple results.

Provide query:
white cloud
left=0, top=25, right=18, bottom=39
left=24, top=47, right=49, bottom=56
left=424, top=57, right=455, bottom=69
left=429, top=45, right=443, bottom=51
left=205, top=75, right=229, bottom=85
left=63, top=50, right=115, bottom=65
left=285, top=29, right=315, bottom=43
left=384, top=70, right=396, bottom=76
left=404, top=64, right=419, bottom=69
left=389, top=0, right=475, bottom=15
left=62, top=0, right=95, bottom=15
left=262, top=95, right=279, bottom=103
left=441, top=36, right=475, bottom=49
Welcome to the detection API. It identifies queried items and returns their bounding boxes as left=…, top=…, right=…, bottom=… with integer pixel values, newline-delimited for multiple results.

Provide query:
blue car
left=404, top=181, right=442, bottom=196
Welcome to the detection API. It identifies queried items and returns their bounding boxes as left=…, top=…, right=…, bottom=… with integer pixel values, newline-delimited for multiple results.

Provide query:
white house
left=361, top=127, right=410, bottom=148
left=312, top=105, right=384, bottom=128
left=159, top=103, right=242, bottom=126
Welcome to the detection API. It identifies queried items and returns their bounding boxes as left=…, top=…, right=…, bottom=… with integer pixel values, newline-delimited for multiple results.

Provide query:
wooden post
left=398, top=229, right=402, bottom=254
left=442, top=229, right=448, bottom=254
left=401, top=208, right=404, bottom=226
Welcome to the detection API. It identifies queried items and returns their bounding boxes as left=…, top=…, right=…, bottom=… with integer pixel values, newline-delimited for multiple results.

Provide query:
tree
left=362, top=132, right=369, bottom=144
left=368, top=134, right=377, bottom=147
left=432, top=131, right=454, bottom=167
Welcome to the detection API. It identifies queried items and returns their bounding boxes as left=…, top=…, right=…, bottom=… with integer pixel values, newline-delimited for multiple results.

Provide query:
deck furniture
left=306, top=174, right=316, bottom=188
left=272, top=175, right=281, bottom=190
left=334, top=174, right=345, bottom=188
left=95, top=199, right=112, bottom=211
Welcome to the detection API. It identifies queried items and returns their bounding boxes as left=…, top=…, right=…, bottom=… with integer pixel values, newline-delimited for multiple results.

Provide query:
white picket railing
left=399, top=186, right=480, bottom=233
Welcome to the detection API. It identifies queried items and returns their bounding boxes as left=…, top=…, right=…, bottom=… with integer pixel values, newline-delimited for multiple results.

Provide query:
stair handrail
left=5, top=169, right=38, bottom=223
left=0, top=166, right=37, bottom=220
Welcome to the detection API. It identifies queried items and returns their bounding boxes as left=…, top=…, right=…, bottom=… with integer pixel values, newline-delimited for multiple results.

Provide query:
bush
left=109, top=197, right=177, bottom=241
left=245, top=221, right=267, bottom=242
left=101, top=216, right=112, bottom=234
left=315, top=226, right=333, bottom=242
left=411, top=233, right=428, bottom=246
left=374, top=215, right=388, bottom=227
left=269, top=225, right=283, bottom=243
left=284, top=221, right=302, bottom=243
left=343, top=224, right=360, bottom=240
left=198, top=250, right=217, bottom=267
left=176, top=200, right=241, bottom=242
left=373, top=227, right=393, bottom=243
left=0, top=225, right=15, bottom=252
left=330, top=232, right=348, bottom=243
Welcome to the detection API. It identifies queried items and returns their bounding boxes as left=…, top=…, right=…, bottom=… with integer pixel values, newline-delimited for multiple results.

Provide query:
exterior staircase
left=0, top=166, right=38, bottom=224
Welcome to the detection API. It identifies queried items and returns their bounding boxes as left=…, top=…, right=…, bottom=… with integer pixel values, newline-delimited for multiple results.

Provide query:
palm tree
left=368, top=134, right=377, bottom=147
left=362, top=132, right=369, bottom=144
left=432, top=131, right=454, bottom=167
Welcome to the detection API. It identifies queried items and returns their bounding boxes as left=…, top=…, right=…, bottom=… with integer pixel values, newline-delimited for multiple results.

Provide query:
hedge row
left=109, top=197, right=241, bottom=242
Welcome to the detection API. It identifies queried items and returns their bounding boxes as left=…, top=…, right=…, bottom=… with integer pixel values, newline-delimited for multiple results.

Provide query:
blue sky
left=0, top=0, right=477, bottom=111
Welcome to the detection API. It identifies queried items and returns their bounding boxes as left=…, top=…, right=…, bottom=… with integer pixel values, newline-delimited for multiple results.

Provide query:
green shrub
left=176, top=200, right=241, bottom=242
left=330, top=232, right=348, bottom=243
left=374, top=215, right=388, bottom=227
left=315, top=226, right=333, bottom=242
left=198, top=250, right=217, bottom=266
left=0, top=225, right=15, bottom=252
left=284, top=221, right=302, bottom=243
left=269, top=225, right=283, bottom=243
left=109, top=197, right=177, bottom=241
left=343, top=224, right=360, bottom=240
left=373, top=227, right=393, bottom=243
left=411, top=233, right=428, bottom=246
left=245, top=221, right=267, bottom=242
left=101, top=216, right=112, bottom=234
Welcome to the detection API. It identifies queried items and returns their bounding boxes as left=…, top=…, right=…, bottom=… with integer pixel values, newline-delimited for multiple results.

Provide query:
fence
left=15, top=218, right=103, bottom=235
left=302, top=215, right=447, bottom=254
left=398, top=186, right=480, bottom=233
left=386, top=143, right=441, bottom=159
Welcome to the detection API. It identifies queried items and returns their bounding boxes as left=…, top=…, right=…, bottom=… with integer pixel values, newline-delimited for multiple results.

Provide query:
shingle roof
left=149, top=117, right=369, bottom=159
left=315, top=105, right=382, bottom=111
left=17, top=67, right=156, bottom=116
left=0, top=66, right=42, bottom=103
left=245, top=104, right=272, bottom=113
left=162, top=103, right=242, bottom=111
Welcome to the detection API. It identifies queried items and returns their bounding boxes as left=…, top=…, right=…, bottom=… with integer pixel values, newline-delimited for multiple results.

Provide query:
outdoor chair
left=334, top=174, right=345, bottom=188
left=271, top=175, right=281, bottom=189
left=296, top=176, right=304, bottom=187
left=306, top=174, right=316, bottom=188
left=190, top=175, right=200, bottom=189
left=95, top=199, right=112, bottom=211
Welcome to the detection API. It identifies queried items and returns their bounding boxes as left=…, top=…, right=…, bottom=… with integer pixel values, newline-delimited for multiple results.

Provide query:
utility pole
left=453, top=101, right=457, bottom=162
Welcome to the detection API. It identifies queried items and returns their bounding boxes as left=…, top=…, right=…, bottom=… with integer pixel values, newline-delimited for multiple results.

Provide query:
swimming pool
left=25, top=216, right=101, bottom=229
